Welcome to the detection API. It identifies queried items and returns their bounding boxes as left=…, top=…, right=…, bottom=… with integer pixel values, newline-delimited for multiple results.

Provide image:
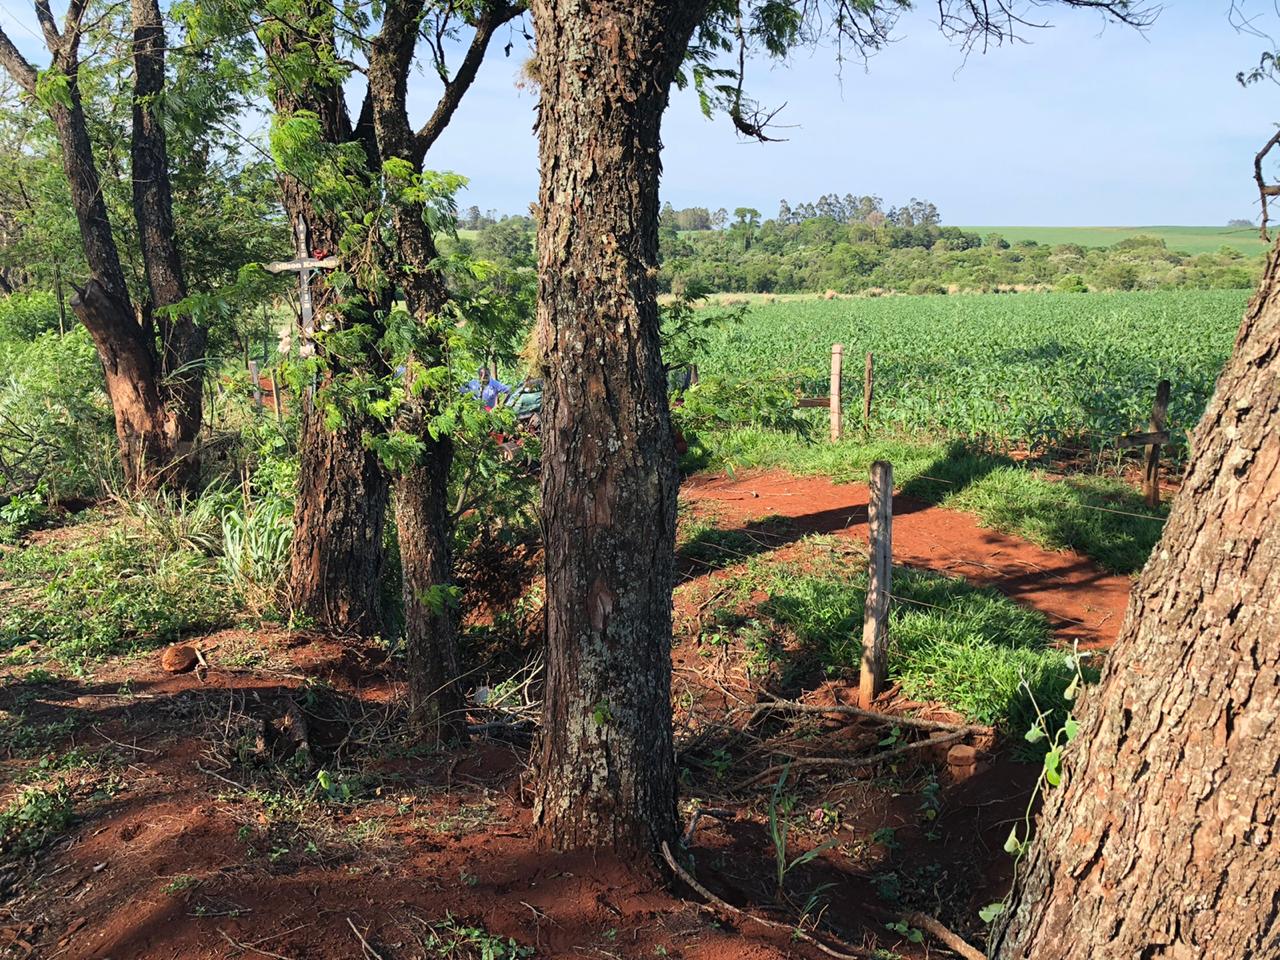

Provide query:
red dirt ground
left=682, top=469, right=1133, bottom=648
left=1, top=471, right=1140, bottom=960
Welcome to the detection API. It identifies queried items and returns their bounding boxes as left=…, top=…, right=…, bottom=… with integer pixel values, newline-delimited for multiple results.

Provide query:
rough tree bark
left=268, top=27, right=392, bottom=638
left=130, top=0, right=204, bottom=480
left=0, top=9, right=200, bottom=490
left=992, top=245, right=1280, bottom=958
left=530, top=0, right=711, bottom=858
left=367, top=0, right=522, bottom=741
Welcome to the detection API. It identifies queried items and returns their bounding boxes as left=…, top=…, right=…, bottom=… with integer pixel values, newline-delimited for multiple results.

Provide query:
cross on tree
left=262, top=217, right=339, bottom=359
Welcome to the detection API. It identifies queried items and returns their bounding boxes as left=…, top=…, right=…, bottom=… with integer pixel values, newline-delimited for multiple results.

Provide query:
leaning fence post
left=248, top=360, right=263, bottom=412
left=863, top=351, right=874, bottom=430
left=1144, top=379, right=1171, bottom=508
left=860, top=460, right=893, bottom=708
left=830, top=343, right=844, bottom=442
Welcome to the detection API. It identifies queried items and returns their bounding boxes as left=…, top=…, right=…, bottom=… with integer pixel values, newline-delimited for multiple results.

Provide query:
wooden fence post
left=830, top=343, right=844, bottom=442
left=248, top=360, right=263, bottom=412
left=1144, top=379, right=1171, bottom=508
left=269, top=372, right=283, bottom=423
left=860, top=460, right=893, bottom=708
left=863, top=351, right=874, bottom=430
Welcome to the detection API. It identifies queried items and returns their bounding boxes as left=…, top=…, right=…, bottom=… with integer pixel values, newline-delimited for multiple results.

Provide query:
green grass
left=0, top=531, right=234, bottom=667
left=689, top=432, right=1165, bottom=575
left=747, top=538, right=1080, bottom=732
left=960, top=225, right=1269, bottom=256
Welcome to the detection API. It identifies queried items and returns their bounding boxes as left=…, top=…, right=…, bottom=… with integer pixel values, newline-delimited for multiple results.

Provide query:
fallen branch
left=756, top=697, right=991, bottom=736
left=660, top=841, right=877, bottom=959
left=733, top=731, right=966, bottom=789
left=217, top=928, right=296, bottom=960
left=346, top=917, right=385, bottom=960
left=903, top=910, right=987, bottom=960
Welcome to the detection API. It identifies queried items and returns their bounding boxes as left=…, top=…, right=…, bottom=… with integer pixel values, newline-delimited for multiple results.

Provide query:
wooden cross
left=263, top=216, right=339, bottom=359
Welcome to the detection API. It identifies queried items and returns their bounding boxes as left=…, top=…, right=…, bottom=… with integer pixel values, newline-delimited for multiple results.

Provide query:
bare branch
left=934, top=0, right=1159, bottom=54
left=34, top=0, right=61, bottom=50
left=0, top=26, right=38, bottom=93
left=414, top=1, right=526, bottom=160
left=1255, top=129, right=1280, bottom=241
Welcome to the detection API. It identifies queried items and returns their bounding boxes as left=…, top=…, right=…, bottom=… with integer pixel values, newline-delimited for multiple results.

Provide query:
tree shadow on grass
left=897, top=439, right=1012, bottom=505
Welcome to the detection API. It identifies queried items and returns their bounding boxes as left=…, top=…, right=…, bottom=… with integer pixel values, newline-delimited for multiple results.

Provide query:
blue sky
left=408, top=1, right=1280, bottom=225
left=2, top=1, right=1277, bottom=225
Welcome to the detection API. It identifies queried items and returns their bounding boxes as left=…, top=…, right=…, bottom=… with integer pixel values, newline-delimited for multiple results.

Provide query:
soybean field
left=693, top=290, right=1249, bottom=458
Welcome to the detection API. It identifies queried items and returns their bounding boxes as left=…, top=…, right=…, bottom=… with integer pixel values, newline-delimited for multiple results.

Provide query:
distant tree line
left=471, top=200, right=1259, bottom=296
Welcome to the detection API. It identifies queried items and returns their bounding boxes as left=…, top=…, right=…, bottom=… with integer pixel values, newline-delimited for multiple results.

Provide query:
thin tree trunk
left=393, top=437, right=467, bottom=741
left=49, top=62, right=182, bottom=490
left=366, top=0, right=520, bottom=741
left=992, top=244, right=1280, bottom=958
left=130, top=0, right=204, bottom=481
left=0, top=16, right=200, bottom=491
left=529, top=0, right=710, bottom=858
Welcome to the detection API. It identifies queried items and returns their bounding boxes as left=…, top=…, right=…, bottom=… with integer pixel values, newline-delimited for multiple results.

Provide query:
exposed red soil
left=682, top=468, right=1133, bottom=648
left=0, top=472, right=1137, bottom=960
left=3, top=634, right=936, bottom=960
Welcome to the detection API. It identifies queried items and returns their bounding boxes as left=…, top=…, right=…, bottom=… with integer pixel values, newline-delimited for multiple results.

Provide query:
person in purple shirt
left=461, top=367, right=511, bottom=410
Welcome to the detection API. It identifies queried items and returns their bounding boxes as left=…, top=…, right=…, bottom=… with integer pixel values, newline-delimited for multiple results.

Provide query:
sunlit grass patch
left=756, top=539, right=1080, bottom=732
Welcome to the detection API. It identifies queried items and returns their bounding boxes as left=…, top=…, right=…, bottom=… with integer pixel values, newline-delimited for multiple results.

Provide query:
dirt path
left=682, top=469, right=1133, bottom=648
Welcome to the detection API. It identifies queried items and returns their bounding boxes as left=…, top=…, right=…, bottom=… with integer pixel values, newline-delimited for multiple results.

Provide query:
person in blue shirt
left=460, top=367, right=511, bottom=410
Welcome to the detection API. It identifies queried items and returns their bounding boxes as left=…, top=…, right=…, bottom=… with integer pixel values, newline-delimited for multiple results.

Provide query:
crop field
left=959, top=225, right=1269, bottom=256
left=692, top=289, right=1250, bottom=456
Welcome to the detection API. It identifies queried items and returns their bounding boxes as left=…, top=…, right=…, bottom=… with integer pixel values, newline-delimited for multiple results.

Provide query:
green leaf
left=1023, top=723, right=1045, bottom=743
left=1003, top=827, right=1023, bottom=856
left=979, top=903, right=1006, bottom=924
left=1044, top=748, right=1062, bottom=787
left=1064, top=717, right=1080, bottom=742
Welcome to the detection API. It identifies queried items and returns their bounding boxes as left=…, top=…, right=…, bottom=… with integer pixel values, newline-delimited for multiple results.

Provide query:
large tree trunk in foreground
left=530, top=0, right=710, bottom=858
left=993, top=246, right=1280, bottom=958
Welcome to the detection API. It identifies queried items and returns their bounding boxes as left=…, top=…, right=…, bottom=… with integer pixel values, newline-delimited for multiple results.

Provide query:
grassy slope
left=687, top=431, right=1167, bottom=575
left=960, top=225, right=1268, bottom=256
left=677, top=525, right=1082, bottom=732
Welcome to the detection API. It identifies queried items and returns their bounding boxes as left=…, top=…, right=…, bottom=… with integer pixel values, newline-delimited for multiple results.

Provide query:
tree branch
left=0, top=26, right=37, bottom=93
left=413, top=1, right=525, bottom=161
left=34, top=0, right=61, bottom=50
left=1254, top=129, right=1280, bottom=242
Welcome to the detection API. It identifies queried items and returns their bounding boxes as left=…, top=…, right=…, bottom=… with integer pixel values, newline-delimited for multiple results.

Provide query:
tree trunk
left=529, top=0, right=710, bottom=858
left=270, top=31, right=392, bottom=638
left=992, top=245, right=1280, bottom=958
left=72, top=279, right=180, bottom=489
left=287, top=402, right=390, bottom=636
left=130, top=0, right=204, bottom=482
left=393, top=437, right=468, bottom=742
left=48, top=64, right=185, bottom=490
left=365, top=0, right=525, bottom=742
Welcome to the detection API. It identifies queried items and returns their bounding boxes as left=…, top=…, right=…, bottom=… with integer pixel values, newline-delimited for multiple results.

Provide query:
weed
left=417, top=914, right=534, bottom=959
left=768, top=764, right=839, bottom=898
left=885, top=920, right=924, bottom=944
left=161, top=875, right=199, bottom=894
left=0, top=782, right=75, bottom=857
left=0, top=533, right=232, bottom=665
left=758, top=543, right=1082, bottom=731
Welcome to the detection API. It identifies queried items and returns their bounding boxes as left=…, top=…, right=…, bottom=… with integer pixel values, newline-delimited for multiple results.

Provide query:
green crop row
left=690, top=289, right=1248, bottom=458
